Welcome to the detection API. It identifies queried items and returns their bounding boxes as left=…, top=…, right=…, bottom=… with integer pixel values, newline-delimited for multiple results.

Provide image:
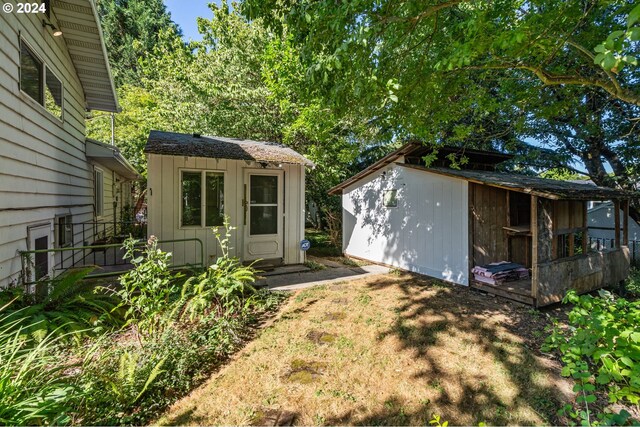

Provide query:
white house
left=330, top=143, right=633, bottom=307
left=588, top=202, right=640, bottom=242
left=144, top=130, right=314, bottom=267
left=0, top=0, right=138, bottom=286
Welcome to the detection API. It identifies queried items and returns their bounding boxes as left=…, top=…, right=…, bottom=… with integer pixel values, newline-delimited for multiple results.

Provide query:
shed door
left=243, top=171, right=284, bottom=261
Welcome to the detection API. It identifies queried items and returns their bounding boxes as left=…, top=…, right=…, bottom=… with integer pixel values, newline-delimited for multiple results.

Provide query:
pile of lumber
left=472, top=261, right=529, bottom=285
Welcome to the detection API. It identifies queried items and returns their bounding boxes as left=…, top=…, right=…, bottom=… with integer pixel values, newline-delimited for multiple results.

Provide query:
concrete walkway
left=256, top=261, right=389, bottom=291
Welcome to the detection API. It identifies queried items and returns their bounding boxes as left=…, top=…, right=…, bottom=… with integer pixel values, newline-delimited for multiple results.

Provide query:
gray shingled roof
left=400, top=164, right=635, bottom=201
left=144, top=130, right=315, bottom=166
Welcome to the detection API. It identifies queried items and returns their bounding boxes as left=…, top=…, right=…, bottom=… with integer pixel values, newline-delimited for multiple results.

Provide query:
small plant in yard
left=543, top=290, right=639, bottom=425
left=174, top=220, right=258, bottom=321
left=430, top=414, right=449, bottom=427
left=115, top=235, right=181, bottom=334
left=304, top=260, right=326, bottom=271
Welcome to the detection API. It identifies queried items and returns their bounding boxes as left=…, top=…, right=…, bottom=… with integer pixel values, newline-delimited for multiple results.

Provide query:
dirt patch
left=306, top=330, right=337, bottom=345
left=331, top=298, right=349, bottom=305
left=250, top=408, right=296, bottom=426
left=156, top=272, right=573, bottom=426
left=283, top=359, right=327, bottom=384
left=323, top=311, right=347, bottom=321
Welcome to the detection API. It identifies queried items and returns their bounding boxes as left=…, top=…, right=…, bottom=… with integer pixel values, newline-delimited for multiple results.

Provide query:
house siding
left=0, top=8, right=123, bottom=286
left=342, top=164, right=469, bottom=285
left=147, top=154, right=305, bottom=267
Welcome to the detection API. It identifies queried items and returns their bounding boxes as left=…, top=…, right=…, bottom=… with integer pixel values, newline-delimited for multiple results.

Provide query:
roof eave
left=399, top=164, right=636, bottom=201
left=54, top=0, right=120, bottom=112
left=327, top=142, right=419, bottom=195
left=86, top=139, right=139, bottom=179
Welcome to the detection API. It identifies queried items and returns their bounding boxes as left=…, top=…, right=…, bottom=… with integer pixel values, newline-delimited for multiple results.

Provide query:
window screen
left=205, top=172, right=224, bottom=226
left=45, top=67, right=63, bottom=119
left=20, top=41, right=43, bottom=104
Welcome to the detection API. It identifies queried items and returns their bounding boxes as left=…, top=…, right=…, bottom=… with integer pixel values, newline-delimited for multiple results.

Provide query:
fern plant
left=175, top=219, right=257, bottom=321
left=0, top=303, right=77, bottom=425
left=0, top=267, right=123, bottom=344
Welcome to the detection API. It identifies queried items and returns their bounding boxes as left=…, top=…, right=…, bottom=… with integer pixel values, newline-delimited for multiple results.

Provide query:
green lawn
left=157, top=272, right=572, bottom=426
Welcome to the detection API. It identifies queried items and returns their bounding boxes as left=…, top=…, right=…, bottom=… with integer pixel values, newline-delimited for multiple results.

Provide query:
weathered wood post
left=531, top=196, right=554, bottom=307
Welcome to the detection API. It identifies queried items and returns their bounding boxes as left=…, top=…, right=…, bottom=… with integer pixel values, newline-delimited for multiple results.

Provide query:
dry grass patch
left=156, top=273, right=572, bottom=426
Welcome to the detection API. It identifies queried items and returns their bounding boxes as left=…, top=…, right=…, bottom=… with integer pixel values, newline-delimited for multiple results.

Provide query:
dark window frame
left=94, top=168, right=104, bottom=217
left=19, top=37, right=64, bottom=121
left=179, top=169, right=225, bottom=228
left=56, top=214, right=73, bottom=248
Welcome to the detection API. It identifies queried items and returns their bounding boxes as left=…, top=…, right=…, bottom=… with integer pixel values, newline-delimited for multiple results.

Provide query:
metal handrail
left=19, top=238, right=204, bottom=285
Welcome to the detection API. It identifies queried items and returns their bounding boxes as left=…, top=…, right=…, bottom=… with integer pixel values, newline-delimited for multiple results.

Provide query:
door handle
left=242, top=184, right=248, bottom=226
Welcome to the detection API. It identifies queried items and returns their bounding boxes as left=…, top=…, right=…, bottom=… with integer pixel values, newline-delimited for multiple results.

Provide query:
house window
left=20, top=40, right=43, bottom=104
left=95, top=169, right=104, bottom=217
left=383, top=189, right=398, bottom=208
left=45, top=67, right=63, bottom=119
left=180, top=170, right=224, bottom=227
left=56, top=215, right=73, bottom=247
left=19, top=39, right=63, bottom=119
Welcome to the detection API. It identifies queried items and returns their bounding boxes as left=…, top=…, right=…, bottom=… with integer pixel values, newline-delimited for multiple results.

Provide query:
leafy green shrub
left=0, top=304, right=77, bottom=425
left=625, top=268, right=640, bottom=297
left=175, top=222, right=257, bottom=321
left=0, top=267, right=122, bottom=344
left=115, top=236, right=181, bottom=334
left=543, top=290, right=639, bottom=425
left=77, top=290, right=285, bottom=425
left=73, top=222, right=288, bottom=424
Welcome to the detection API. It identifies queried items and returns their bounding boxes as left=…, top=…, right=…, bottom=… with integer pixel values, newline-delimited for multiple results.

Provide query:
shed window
left=95, top=169, right=104, bottom=217
left=181, top=170, right=224, bottom=227
left=19, top=39, right=63, bottom=120
left=383, top=189, right=398, bottom=208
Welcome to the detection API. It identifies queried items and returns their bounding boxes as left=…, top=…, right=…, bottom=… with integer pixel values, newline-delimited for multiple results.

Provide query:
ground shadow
left=322, top=274, right=572, bottom=425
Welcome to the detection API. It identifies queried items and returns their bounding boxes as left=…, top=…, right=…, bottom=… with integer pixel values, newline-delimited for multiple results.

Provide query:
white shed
left=330, top=143, right=634, bottom=307
left=144, top=131, right=314, bottom=267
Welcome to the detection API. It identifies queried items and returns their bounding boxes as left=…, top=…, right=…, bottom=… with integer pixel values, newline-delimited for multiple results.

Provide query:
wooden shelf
left=503, top=225, right=531, bottom=235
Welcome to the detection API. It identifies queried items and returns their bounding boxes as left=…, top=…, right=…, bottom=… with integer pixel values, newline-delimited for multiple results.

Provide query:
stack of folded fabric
left=471, top=261, right=529, bottom=285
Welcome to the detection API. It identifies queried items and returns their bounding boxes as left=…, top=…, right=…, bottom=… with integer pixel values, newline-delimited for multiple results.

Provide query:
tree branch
left=566, top=40, right=623, bottom=94
left=517, top=65, right=640, bottom=107
left=374, top=0, right=468, bottom=25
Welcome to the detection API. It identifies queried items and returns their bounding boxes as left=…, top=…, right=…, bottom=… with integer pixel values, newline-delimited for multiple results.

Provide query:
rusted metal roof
left=399, top=164, right=635, bottom=201
left=144, top=130, right=315, bottom=167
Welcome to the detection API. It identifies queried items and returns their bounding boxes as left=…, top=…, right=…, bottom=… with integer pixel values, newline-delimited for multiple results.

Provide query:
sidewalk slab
left=257, top=264, right=389, bottom=291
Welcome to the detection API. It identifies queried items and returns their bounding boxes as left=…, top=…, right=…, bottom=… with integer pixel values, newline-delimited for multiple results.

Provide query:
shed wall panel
left=146, top=154, right=305, bottom=267
left=471, top=185, right=509, bottom=266
left=342, top=165, right=469, bottom=285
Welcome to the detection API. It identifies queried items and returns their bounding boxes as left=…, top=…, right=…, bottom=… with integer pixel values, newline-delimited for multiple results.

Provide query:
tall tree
left=241, top=0, right=640, bottom=218
left=96, top=0, right=181, bottom=86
